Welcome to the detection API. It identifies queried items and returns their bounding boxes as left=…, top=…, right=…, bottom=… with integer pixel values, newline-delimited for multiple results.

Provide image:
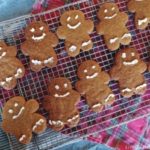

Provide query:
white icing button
left=104, top=9, right=108, bottom=13
left=84, top=69, right=88, bottom=73
left=14, top=103, right=18, bottom=107
left=112, top=7, right=115, bottom=10
left=131, top=52, right=135, bottom=56
left=92, top=65, right=96, bottom=69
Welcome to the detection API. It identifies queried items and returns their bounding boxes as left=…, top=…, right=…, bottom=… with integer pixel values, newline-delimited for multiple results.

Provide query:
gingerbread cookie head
left=77, top=60, right=101, bottom=80
left=25, top=21, right=49, bottom=42
left=48, top=77, right=72, bottom=98
left=2, top=96, right=46, bottom=144
left=97, top=3, right=119, bottom=20
left=60, top=10, right=85, bottom=29
left=116, top=48, right=140, bottom=67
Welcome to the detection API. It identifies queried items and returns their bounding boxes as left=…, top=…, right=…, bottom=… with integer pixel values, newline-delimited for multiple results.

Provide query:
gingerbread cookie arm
left=43, top=96, right=52, bottom=111
left=25, top=99, right=39, bottom=113
left=84, top=20, right=94, bottom=34
left=110, top=66, right=120, bottom=80
left=7, top=46, right=17, bottom=57
left=56, top=26, right=67, bottom=39
left=128, top=0, right=137, bottom=12
left=136, top=60, right=147, bottom=73
left=48, top=32, right=59, bottom=47
left=70, top=91, right=80, bottom=105
left=119, top=12, right=128, bottom=24
left=100, top=71, right=110, bottom=84
left=96, top=22, right=105, bottom=35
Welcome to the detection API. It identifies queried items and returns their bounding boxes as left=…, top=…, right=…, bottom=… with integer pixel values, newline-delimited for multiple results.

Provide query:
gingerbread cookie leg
left=16, top=131, right=32, bottom=144
left=66, top=112, right=80, bottom=128
left=81, top=36, right=93, bottom=52
left=32, top=114, right=46, bottom=134
left=120, top=31, right=132, bottom=45
left=65, top=41, right=81, bottom=57
left=49, top=117, right=65, bottom=131
left=104, top=35, right=120, bottom=51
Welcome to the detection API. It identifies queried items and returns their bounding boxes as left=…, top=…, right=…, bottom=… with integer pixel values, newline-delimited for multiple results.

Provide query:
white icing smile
left=67, top=22, right=81, bottom=29
left=0, top=52, right=6, bottom=59
left=123, top=59, right=138, bottom=66
left=105, top=13, right=117, bottom=19
left=54, top=92, right=70, bottom=98
left=32, top=33, right=46, bottom=41
left=86, top=72, right=98, bottom=79
left=13, top=107, right=25, bottom=120
left=31, top=57, right=54, bottom=65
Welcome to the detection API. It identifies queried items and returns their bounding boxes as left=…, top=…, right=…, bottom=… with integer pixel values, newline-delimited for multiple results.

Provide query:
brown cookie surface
left=128, top=0, right=150, bottom=30
left=2, top=96, right=46, bottom=144
left=43, top=77, right=80, bottom=131
left=96, top=3, right=131, bottom=51
left=56, top=10, right=94, bottom=57
left=21, top=21, right=58, bottom=72
left=110, top=48, right=147, bottom=98
left=75, top=60, right=115, bottom=112
left=0, top=41, right=25, bottom=90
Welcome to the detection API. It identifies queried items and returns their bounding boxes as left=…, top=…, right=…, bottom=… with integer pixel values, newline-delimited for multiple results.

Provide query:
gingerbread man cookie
left=56, top=10, right=94, bottom=57
left=128, top=0, right=150, bottom=30
left=21, top=21, right=58, bottom=72
left=0, top=41, right=25, bottom=90
left=75, top=60, right=115, bottom=112
left=96, top=3, right=131, bottom=51
left=110, top=48, right=147, bottom=98
left=2, top=96, right=46, bottom=144
left=43, top=77, right=80, bottom=131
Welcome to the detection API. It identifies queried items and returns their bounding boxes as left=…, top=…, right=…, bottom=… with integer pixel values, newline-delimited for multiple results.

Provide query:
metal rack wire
left=0, top=0, right=150, bottom=149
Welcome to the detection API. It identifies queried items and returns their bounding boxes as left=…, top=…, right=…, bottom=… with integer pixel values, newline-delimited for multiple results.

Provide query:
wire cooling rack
left=0, top=0, right=150, bottom=149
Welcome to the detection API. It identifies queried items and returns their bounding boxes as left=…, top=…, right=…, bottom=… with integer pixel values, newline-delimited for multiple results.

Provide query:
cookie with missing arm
left=21, top=21, right=58, bottom=72
left=1, top=96, right=46, bottom=144
left=75, top=60, right=115, bottom=112
left=96, top=3, right=131, bottom=51
left=0, top=41, right=25, bottom=90
left=128, top=0, right=150, bottom=30
left=110, top=48, right=147, bottom=98
left=56, top=10, right=94, bottom=57
left=43, top=77, right=80, bottom=131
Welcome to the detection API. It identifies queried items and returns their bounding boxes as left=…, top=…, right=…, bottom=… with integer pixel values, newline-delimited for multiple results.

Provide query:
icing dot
left=104, top=9, right=108, bottom=13
left=84, top=69, right=88, bottom=73
left=14, top=103, right=18, bottom=107
left=39, top=26, right=44, bottom=31
left=55, top=85, right=60, bottom=90
left=92, top=66, right=96, bottom=69
left=30, top=28, right=35, bottom=32
left=0, top=47, right=2, bottom=50
left=112, top=7, right=115, bottom=10
left=8, top=109, right=13, bottom=114
left=67, top=17, right=71, bottom=21
left=131, top=52, right=135, bottom=56
left=64, top=83, right=68, bottom=88
left=122, top=53, right=126, bottom=59
left=75, top=15, right=79, bottom=19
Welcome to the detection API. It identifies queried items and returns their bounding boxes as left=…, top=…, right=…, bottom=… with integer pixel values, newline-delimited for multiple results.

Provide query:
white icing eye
left=0, top=47, right=2, bottom=50
left=122, top=53, right=126, bottom=59
left=64, top=83, right=68, bottom=88
left=14, top=103, right=18, bottom=107
left=112, top=7, right=115, bottom=10
left=30, top=28, right=35, bottom=32
left=92, top=66, right=96, bottom=69
left=39, top=26, right=44, bottom=31
left=104, top=9, right=108, bottom=13
left=75, top=15, right=79, bottom=19
left=55, top=85, right=60, bottom=90
left=131, top=52, right=135, bottom=56
left=84, top=69, right=88, bottom=73
left=8, top=109, right=13, bottom=114
left=67, top=17, right=71, bottom=21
